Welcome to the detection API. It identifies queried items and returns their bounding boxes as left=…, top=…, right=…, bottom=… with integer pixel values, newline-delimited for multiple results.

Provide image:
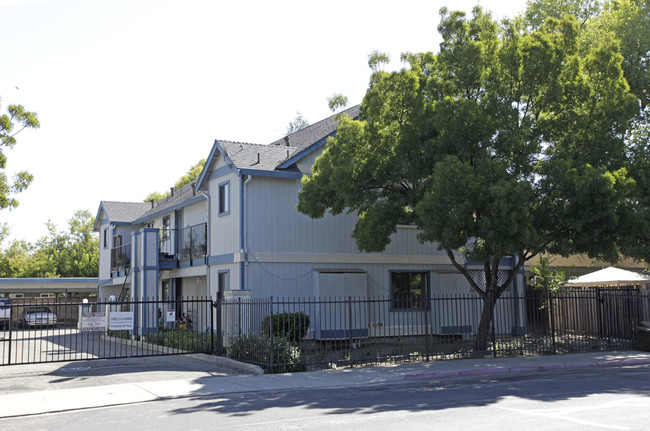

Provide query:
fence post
left=7, top=305, right=12, bottom=365
left=215, top=295, right=223, bottom=355
left=348, top=296, right=353, bottom=368
left=491, top=295, right=497, bottom=359
left=269, top=297, right=274, bottom=373
left=210, top=297, right=215, bottom=354
left=549, top=293, right=557, bottom=355
left=424, top=296, right=430, bottom=362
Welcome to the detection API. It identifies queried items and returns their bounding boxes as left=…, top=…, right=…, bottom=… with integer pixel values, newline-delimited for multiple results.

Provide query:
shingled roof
left=211, top=105, right=360, bottom=176
left=268, top=105, right=360, bottom=155
left=219, top=140, right=294, bottom=172
left=136, top=180, right=204, bottom=222
left=99, top=201, right=151, bottom=224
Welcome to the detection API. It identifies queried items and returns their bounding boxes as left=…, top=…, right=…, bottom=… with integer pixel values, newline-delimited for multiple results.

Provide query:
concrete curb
left=404, top=358, right=650, bottom=381
left=187, top=353, right=265, bottom=375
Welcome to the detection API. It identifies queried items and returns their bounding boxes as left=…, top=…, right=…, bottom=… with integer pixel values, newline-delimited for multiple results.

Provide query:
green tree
left=530, top=256, right=571, bottom=294
left=0, top=97, right=40, bottom=210
left=298, top=7, right=641, bottom=350
left=143, top=159, right=206, bottom=203
left=286, top=111, right=310, bottom=135
left=0, top=210, right=99, bottom=278
left=327, top=93, right=349, bottom=113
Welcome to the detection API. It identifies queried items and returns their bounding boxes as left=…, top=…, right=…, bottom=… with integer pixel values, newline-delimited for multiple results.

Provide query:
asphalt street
left=2, top=362, right=649, bottom=430
left=0, top=350, right=649, bottom=429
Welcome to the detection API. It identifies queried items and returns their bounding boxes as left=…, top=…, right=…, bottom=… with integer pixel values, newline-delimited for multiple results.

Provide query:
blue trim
left=466, top=256, right=514, bottom=267
left=207, top=253, right=235, bottom=266
left=196, top=140, right=223, bottom=190
left=208, top=165, right=233, bottom=181
left=141, top=265, right=159, bottom=271
left=240, top=175, right=245, bottom=290
left=160, top=260, right=178, bottom=270
left=218, top=180, right=231, bottom=216
left=240, top=261, right=245, bottom=291
left=441, top=325, right=473, bottom=334
left=277, top=134, right=332, bottom=169
left=318, top=328, right=369, bottom=339
left=0, top=278, right=99, bottom=284
left=197, top=140, right=241, bottom=190
left=178, top=259, right=207, bottom=269
left=100, top=218, right=109, bottom=226
left=93, top=202, right=108, bottom=232
left=131, top=194, right=206, bottom=225
left=239, top=169, right=302, bottom=179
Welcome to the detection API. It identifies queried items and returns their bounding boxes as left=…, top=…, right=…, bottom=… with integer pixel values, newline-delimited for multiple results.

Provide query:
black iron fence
left=219, top=289, right=650, bottom=372
left=3, top=290, right=648, bottom=370
left=0, top=297, right=213, bottom=366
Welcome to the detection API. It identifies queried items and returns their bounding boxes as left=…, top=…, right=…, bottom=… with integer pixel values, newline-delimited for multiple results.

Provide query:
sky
left=0, top=0, right=528, bottom=245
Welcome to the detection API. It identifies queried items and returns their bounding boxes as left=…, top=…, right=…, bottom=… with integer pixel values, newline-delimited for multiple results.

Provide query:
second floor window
left=219, top=181, right=230, bottom=215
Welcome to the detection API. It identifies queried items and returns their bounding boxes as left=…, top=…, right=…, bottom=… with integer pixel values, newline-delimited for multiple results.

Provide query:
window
left=218, top=181, right=230, bottom=215
left=103, top=228, right=108, bottom=249
left=218, top=271, right=230, bottom=292
left=391, top=271, right=429, bottom=310
left=162, top=216, right=170, bottom=239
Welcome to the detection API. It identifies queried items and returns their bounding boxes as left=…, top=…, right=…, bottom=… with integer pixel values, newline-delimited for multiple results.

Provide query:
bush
left=145, top=329, right=213, bottom=353
left=262, top=312, right=310, bottom=342
left=227, top=333, right=305, bottom=373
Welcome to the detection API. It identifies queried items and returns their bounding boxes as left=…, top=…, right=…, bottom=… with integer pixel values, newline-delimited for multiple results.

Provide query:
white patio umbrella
left=566, top=266, right=650, bottom=288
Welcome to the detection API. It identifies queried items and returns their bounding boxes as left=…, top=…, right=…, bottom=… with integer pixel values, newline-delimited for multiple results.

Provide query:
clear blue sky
left=0, top=0, right=527, bottom=244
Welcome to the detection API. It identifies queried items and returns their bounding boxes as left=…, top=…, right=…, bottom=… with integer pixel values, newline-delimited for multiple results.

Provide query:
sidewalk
left=1, top=350, right=649, bottom=418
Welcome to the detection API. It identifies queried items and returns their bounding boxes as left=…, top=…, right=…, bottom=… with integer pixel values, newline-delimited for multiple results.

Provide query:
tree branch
left=446, top=249, right=486, bottom=297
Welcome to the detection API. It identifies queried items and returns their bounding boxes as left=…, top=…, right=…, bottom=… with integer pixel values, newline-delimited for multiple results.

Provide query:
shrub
left=262, top=312, right=310, bottom=342
left=227, top=333, right=305, bottom=373
left=145, top=329, right=213, bottom=353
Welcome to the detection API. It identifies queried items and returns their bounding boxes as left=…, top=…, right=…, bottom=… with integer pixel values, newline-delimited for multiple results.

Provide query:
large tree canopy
left=297, top=4, right=647, bottom=349
left=0, top=97, right=39, bottom=210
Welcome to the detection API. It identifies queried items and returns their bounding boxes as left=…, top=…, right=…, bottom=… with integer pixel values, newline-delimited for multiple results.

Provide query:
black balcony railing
left=111, top=243, right=131, bottom=272
left=159, top=222, right=207, bottom=261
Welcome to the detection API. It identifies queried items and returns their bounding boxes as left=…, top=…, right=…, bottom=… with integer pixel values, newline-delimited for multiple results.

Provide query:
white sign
left=109, top=312, right=134, bottom=330
left=166, top=309, right=176, bottom=322
left=81, top=312, right=106, bottom=331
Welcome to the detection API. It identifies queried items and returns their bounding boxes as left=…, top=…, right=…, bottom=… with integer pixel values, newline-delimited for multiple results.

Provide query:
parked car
left=0, top=297, right=10, bottom=329
left=19, top=306, right=58, bottom=328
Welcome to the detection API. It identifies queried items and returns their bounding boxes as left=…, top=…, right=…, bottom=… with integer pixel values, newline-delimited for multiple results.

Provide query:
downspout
left=203, top=190, right=211, bottom=298
left=242, top=175, right=253, bottom=290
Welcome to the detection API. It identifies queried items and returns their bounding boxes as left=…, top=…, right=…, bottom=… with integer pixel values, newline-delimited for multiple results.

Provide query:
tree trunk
left=475, top=290, right=497, bottom=351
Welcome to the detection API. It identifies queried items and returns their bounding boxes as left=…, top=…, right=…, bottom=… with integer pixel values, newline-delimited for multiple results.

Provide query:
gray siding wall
left=244, top=176, right=443, bottom=257
left=208, top=166, right=240, bottom=257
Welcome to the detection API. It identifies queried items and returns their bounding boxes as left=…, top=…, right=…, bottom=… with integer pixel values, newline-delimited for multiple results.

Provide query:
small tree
left=0, top=97, right=39, bottom=210
left=530, top=256, right=571, bottom=295
left=286, top=111, right=310, bottom=135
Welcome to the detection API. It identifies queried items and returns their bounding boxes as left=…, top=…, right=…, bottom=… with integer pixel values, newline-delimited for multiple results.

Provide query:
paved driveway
left=1, top=327, right=176, bottom=365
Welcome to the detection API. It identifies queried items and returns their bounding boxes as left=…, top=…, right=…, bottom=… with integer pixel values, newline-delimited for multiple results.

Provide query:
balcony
left=159, top=222, right=207, bottom=267
left=111, top=243, right=131, bottom=275
left=109, top=223, right=207, bottom=276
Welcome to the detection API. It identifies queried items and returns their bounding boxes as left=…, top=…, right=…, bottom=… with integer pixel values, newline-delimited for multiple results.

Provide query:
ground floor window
left=391, top=271, right=429, bottom=310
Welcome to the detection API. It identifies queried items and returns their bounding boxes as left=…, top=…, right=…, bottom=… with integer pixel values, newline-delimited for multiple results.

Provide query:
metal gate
left=0, top=297, right=214, bottom=366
